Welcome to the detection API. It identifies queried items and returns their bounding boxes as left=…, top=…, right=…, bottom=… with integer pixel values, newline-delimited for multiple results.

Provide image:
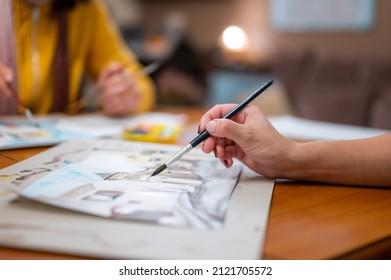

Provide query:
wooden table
left=1, top=107, right=390, bottom=260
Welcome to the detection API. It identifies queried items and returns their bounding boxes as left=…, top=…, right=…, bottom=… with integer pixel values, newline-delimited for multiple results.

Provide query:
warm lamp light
left=221, top=26, right=247, bottom=52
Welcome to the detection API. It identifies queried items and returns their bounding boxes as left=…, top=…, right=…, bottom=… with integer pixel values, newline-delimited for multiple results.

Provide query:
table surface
left=1, top=107, right=390, bottom=260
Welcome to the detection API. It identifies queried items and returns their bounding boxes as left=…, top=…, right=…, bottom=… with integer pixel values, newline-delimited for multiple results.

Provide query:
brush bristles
left=151, top=164, right=167, bottom=177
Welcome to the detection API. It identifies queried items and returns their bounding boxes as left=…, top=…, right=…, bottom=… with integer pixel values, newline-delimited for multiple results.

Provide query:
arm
left=85, top=0, right=155, bottom=116
left=286, top=134, right=391, bottom=186
left=199, top=104, right=391, bottom=187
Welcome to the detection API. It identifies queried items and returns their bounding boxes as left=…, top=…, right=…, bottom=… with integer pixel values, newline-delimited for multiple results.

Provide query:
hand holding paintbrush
left=0, top=63, right=40, bottom=127
left=67, top=61, right=161, bottom=115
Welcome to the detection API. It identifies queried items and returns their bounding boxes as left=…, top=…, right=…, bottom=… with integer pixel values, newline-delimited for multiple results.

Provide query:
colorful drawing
left=0, top=112, right=186, bottom=150
left=0, top=117, right=105, bottom=150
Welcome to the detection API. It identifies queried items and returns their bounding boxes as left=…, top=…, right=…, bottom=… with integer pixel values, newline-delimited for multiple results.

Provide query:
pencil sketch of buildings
left=3, top=140, right=241, bottom=230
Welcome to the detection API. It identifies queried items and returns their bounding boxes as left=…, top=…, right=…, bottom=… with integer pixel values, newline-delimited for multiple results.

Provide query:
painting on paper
left=0, top=139, right=240, bottom=230
left=0, top=113, right=185, bottom=150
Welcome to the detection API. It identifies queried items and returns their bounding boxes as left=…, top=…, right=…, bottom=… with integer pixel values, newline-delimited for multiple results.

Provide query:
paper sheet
left=0, top=112, right=186, bottom=150
left=0, top=139, right=274, bottom=259
left=269, top=115, right=389, bottom=141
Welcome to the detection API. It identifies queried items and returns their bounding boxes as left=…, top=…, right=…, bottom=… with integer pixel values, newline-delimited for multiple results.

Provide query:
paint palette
left=122, top=122, right=183, bottom=144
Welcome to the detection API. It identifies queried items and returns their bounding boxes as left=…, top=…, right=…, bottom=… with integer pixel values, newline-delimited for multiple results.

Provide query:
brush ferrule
left=165, top=144, right=193, bottom=168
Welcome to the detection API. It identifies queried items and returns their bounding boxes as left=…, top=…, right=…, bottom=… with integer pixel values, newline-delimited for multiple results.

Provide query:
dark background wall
left=140, top=0, right=391, bottom=63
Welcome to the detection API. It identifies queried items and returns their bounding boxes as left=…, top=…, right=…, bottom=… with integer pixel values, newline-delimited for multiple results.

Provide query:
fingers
left=202, top=135, right=235, bottom=168
left=97, top=62, right=124, bottom=83
left=0, top=78, right=12, bottom=98
left=200, top=104, right=261, bottom=169
left=205, top=119, right=246, bottom=146
left=0, top=63, right=13, bottom=82
left=0, top=64, right=13, bottom=97
left=202, top=137, right=216, bottom=154
left=100, top=91, right=140, bottom=116
left=98, top=62, right=141, bottom=116
left=220, top=157, right=233, bottom=168
left=100, top=89, right=141, bottom=116
left=214, top=137, right=226, bottom=158
left=200, top=104, right=245, bottom=155
left=199, top=104, right=238, bottom=132
left=101, top=70, right=134, bottom=96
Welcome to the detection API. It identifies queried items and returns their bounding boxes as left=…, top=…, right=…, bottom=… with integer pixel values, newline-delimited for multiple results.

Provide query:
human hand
left=97, top=62, right=141, bottom=117
left=199, top=104, right=295, bottom=178
left=0, top=63, right=14, bottom=98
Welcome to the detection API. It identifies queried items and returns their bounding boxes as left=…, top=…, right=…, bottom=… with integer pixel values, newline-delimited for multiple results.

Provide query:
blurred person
left=0, top=0, right=155, bottom=117
left=199, top=104, right=391, bottom=187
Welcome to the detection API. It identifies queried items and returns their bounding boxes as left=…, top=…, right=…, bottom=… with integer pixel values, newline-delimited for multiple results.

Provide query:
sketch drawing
left=0, top=139, right=241, bottom=230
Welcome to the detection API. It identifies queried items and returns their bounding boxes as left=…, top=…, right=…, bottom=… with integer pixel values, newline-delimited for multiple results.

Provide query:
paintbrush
left=8, top=86, right=40, bottom=128
left=151, top=80, right=274, bottom=177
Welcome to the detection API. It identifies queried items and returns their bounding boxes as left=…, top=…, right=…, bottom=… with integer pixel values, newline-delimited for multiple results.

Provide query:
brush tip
left=151, top=164, right=167, bottom=177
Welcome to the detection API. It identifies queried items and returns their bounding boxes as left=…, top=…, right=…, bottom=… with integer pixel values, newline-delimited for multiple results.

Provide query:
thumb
left=206, top=119, right=246, bottom=145
left=0, top=64, right=13, bottom=83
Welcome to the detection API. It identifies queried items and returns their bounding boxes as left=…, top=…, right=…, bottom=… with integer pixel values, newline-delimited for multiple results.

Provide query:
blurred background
left=103, top=0, right=391, bottom=129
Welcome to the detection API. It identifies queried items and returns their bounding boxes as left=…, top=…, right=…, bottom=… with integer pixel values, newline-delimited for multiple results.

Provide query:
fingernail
left=206, top=121, right=216, bottom=134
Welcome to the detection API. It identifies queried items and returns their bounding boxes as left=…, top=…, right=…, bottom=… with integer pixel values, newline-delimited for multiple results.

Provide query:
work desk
left=1, top=107, right=390, bottom=260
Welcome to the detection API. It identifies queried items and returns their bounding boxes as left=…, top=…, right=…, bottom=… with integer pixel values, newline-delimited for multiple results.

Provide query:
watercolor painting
left=0, top=112, right=186, bottom=150
left=0, top=139, right=275, bottom=259
left=0, top=139, right=240, bottom=230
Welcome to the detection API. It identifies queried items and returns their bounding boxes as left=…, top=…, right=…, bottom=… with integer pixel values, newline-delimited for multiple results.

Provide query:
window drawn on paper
left=0, top=140, right=241, bottom=230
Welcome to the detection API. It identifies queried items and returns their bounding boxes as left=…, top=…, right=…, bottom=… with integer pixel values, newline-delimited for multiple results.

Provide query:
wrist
left=280, top=141, right=307, bottom=180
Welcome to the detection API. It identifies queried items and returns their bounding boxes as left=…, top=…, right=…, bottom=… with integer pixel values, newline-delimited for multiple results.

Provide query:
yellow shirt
left=13, top=0, right=155, bottom=114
